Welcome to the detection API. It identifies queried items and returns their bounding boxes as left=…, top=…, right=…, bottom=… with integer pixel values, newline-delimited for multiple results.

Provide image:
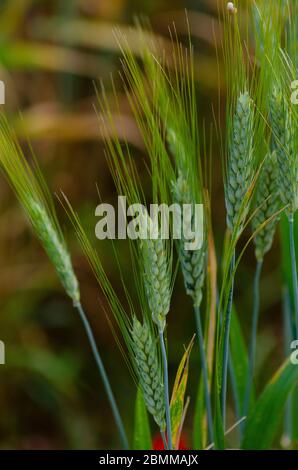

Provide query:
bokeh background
left=0, top=0, right=286, bottom=449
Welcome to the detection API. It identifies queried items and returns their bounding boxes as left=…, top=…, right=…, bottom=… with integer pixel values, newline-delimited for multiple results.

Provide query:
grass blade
left=242, top=358, right=298, bottom=449
left=133, top=388, right=152, bottom=451
left=170, top=336, right=194, bottom=449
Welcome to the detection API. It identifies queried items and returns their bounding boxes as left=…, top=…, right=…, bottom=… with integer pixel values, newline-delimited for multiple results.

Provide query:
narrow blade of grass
left=242, top=358, right=298, bottom=449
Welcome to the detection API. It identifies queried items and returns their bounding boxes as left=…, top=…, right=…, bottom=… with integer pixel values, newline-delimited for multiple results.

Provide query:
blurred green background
left=0, top=0, right=285, bottom=449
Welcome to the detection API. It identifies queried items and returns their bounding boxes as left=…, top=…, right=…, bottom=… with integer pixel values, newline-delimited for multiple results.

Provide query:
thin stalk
left=228, top=356, right=241, bottom=425
left=221, top=250, right=236, bottom=428
left=284, top=394, right=293, bottom=448
left=243, top=259, right=263, bottom=419
left=194, top=306, right=214, bottom=443
left=75, top=302, right=129, bottom=449
left=159, top=331, right=173, bottom=450
left=217, top=291, right=241, bottom=428
left=283, top=287, right=293, bottom=447
left=289, top=217, right=298, bottom=339
left=160, top=430, right=168, bottom=450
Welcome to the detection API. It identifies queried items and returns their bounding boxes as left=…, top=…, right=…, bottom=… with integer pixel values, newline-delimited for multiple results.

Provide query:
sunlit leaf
left=170, top=336, right=194, bottom=449
left=242, top=358, right=298, bottom=449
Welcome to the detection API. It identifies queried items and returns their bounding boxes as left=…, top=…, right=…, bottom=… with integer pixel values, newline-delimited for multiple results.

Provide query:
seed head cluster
left=30, top=200, right=80, bottom=304
left=252, top=153, right=280, bottom=261
left=225, top=91, right=254, bottom=234
left=142, top=234, right=171, bottom=332
left=131, top=317, right=166, bottom=430
left=269, top=87, right=298, bottom=217
left=172, top=173, right=206, bottom=308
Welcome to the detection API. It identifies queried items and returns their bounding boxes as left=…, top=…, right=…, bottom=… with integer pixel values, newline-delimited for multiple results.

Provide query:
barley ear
left=252, top=152, right=280, bottom=262
left=30, top=200, right=80, bottom=304
left=0, top=115, right=80, bottom=305
left=131, top=317, right=166, bottom=430
left=269, top=87, right=298, bottom=216
left=172, top=172, right=206, bottom=308
left=142, top=230, right=171, bottom=332
left=225, top=91, right=254, bottom=234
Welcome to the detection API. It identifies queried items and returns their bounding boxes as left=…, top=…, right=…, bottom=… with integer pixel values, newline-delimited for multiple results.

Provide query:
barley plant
left=243, top=152, right=281, bottom=417
left=117, top=31, right=215, bottom=444
left=0, top=115, right=128, bottom=449
left=2, top=0, right=298, bottom=451
left=140, top=224, right=173, bottom=448
left=221, top=89, right=255, bottom=426
left=130, top=317, right=165, bottom=431
left=270, top=85, right=298, bottom=338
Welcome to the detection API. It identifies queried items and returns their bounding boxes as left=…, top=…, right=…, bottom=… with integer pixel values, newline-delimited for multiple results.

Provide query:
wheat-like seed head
left=141, top=231, right=171, bottom=333
left=225, top=91, right=254, bottom=234
left=30, top=200, right=80, bottom=304
left=131, top=317, right=166, bottom=430
left=0, top=115, right=80, bottom=305
left=252, top=152, right=280, bottom=261
left=269, top=87, right=298, bottom=216
left=172, top=173, right=206, bottom=308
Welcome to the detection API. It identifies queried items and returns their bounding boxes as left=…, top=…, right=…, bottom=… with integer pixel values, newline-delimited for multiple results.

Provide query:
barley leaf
left=291, top=392, right=298, bottom=442
left=193, top=379, right=205, bottom=450
left=242, top=358, right=298, bottom=449
left=170, top=336, right=194, bottom=449
left=214, top=392, right=225, bottom=450
left=133, top=388, right=152, bottom=450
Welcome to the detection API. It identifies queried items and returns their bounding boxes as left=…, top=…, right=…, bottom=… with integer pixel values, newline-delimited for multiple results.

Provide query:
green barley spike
left=252, top=152, right=280, bottom=262
left=0, top=115, right=80, bottom=306
left=269, top=87, right=298, bottom=215
left=225, top=91, right=254, bottom=233
left=131, top=317, right=166, bottom=430
left=0, top=114, right=129, bottom=449
left=172, top=172, right=206, bottom=308
left=141, top=228, right=171, bottom=332
left=30, top=200, right=80, bottom=304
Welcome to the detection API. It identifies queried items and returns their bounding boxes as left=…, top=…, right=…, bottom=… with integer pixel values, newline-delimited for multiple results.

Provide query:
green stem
left=159, top=331, right=173, bottom=450
left=75, top=302, right=129, bottom=449
left=243, top=259, right=263, bottom=419
left=160, top=430, right=168, bottom=450
left=217, top=291, right=241, bottom=429
left=283, top=287, right=293, bottom=446
left=194, top=306, right=214, bottom=444
left=228, top=355, right=241, bottom=424
left=289, top=217, right=298, bottom=339
left=221, top=250, right=236, bottom=428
